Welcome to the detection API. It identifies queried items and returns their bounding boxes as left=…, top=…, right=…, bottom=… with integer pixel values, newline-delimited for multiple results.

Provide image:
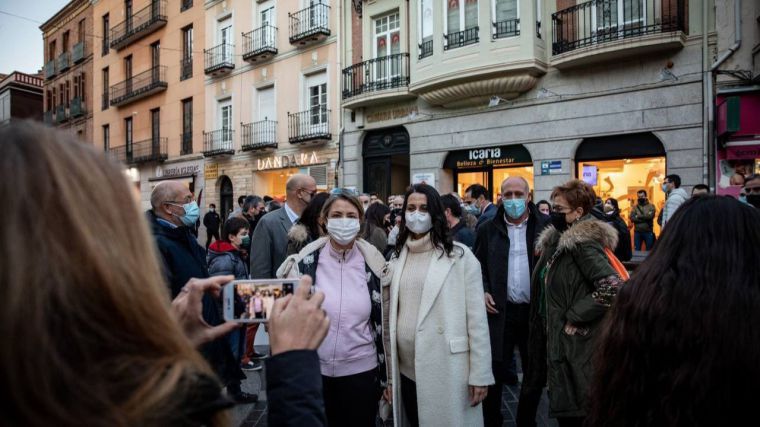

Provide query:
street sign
left=540, top=160, right=563, bottom=175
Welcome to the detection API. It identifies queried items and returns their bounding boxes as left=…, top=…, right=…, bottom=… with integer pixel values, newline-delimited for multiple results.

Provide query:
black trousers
left=322, top=368, right=380, bottom=427
left=557, top=416, right=586, bottom=427
left=205, top=229, right=220, bottom=250
left=483, top=301, right=540, bottom=427
left=400, top=375, right=419, bottom=427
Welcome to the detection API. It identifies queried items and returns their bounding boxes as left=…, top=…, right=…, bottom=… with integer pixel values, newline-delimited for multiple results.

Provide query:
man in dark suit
left=474, top=177, right=550, bottom=427
left=465, top=183, right=498, bottom=230
left=250, top=173, right=317, bottom=279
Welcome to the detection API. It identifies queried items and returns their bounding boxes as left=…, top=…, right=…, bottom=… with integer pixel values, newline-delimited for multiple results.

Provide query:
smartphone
left=223, top=279, right=297, bottom=323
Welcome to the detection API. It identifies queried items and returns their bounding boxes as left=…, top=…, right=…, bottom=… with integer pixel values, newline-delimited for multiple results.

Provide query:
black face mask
left=550, top=211, right=569, bottom=232
left=638, top=198, right=647, bottom=205
left=747, top=194, right=760, bottom=209
left=383, top=220, right=392, bottom=229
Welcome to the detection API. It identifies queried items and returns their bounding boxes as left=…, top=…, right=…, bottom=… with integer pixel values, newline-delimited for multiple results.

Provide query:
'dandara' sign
left=257, top=151, right=321, bottom=170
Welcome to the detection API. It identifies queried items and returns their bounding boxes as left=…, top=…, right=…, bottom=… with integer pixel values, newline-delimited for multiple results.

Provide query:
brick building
left=0, top=71, right=44, bottom=127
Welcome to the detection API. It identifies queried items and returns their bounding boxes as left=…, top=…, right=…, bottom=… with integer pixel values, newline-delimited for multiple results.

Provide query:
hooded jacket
left=207, top=241, right=249, bottom=279
left=663, top=187, right=689, bottom=227
left=523, top=216, right=623, bottom=418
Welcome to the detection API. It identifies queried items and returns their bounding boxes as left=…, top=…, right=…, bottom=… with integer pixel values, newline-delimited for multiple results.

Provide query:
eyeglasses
left=299, top=188, right=317, bottom=197
left=552, top=205, right=571, bottom=214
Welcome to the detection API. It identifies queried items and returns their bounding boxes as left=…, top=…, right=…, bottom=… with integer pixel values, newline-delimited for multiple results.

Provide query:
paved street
left=232, top=350, right=558, bottom=427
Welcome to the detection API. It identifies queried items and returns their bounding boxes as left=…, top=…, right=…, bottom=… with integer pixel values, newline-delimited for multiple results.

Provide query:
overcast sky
left=0, top=0, right=69, bottom=74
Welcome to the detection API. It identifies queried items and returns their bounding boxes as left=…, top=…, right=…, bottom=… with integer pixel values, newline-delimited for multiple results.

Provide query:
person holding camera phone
left=384, top=184, right=494, bottom=427
left=277, top=190, right=389, bottom=427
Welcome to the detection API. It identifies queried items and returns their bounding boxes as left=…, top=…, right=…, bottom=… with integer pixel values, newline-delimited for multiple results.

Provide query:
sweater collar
left=405, top=233, right=433, bottom=253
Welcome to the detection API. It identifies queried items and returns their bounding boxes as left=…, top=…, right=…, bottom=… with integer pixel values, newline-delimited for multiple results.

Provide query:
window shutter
left=309, top=165, right=328, bottom=188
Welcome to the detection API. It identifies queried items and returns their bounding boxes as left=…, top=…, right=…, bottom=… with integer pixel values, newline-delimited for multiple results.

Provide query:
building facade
left=40, top=0, right=95, bottom=141
left=341, top=0, right=713, bottom=229
left=0, top=72, right=44, bottom=127
left=202, top=0, right=340, bottom=219
left=92, top=0, right=206, bottom=211
left=712, top=0, right=759, bottom=197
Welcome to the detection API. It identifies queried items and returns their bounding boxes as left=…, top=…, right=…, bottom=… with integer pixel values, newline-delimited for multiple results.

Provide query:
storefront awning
left=575, top=132, right=665, bottom=162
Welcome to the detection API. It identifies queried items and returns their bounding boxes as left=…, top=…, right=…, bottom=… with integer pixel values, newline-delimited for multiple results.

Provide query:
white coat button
left=437, top=327, right=444, bottom=334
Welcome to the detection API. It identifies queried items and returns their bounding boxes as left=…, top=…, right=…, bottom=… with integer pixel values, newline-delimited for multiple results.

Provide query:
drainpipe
left=336, top=0, right=343, bottom=187
left=705, top=0, right=742, bottom=188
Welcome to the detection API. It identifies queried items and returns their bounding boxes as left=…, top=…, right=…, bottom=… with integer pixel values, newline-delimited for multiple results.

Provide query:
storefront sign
left=204, top=163, right=219, bottom=180
left=444, top=145, right=532, bottom=170
left=540, top=160, right=563, bottom=175
left=726, top=144, right=760, bottom=160
left=581, top=165, right=598, bottom=184
left=155, top=164, right=201, bottom=178
left=366, top=105, right=418, bottom=123
left=412, top=172, right=435, bottom=186
left=257, top=151, right=321, bottom=170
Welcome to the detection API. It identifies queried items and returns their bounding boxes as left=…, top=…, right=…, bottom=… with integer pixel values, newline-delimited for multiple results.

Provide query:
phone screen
left=224, top=279, right=297, bottom=323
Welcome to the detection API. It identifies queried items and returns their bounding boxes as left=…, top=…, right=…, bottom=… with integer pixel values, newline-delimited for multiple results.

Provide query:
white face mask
left=405, top=211, right=433, bottom=234
left=326, top=218, right=361, bottom=245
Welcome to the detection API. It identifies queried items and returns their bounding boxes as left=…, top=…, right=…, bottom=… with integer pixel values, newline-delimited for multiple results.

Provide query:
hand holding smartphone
left=223, top=279, right=298, bottom=323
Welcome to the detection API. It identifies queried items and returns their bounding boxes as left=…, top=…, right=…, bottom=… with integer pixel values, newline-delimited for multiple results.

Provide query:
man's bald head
left=151, top=181, right=193, bottom=223
left=285, top=174, right=315, bottom=194
left=501, top=176, right=530, bottom=195
left=285, top=174, right=317, bottom=215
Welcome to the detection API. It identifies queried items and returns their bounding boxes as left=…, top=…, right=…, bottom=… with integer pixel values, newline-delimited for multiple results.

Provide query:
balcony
left=110, top=66, right=168, bottom=107
left=110, top=0, right=167, bottom=51
left=180, top=56, right=193, bottom=81
left=444, top=27, right=479, bottom=50
left=493, top=19, right=520, bottom=39
left=288, top=106, right=331, bottom=145
left=72, top=41, right=86, bottom=63
left=289, top=3, right=330, bottom=46
left=43, top=110, right=53, bottom=125
left=241, top=120, right=278, bottom=151
left=204, top=44, right=235, bottom=76
left=128, top=137, right=168, bottom=164
left=181, top=132, right=193, bottom=155
left=342, top=53, right=415, bottom=109
left=203, top=129, right=235, bottom=156
left=44, top=60, right=56, bottom=79
left=551, top=0, right=687, bottom=69
left=418, top=40, right=433, bottom=59
left=243, top=25, right=278, bottom=62
left=70, top=96, right=85, bottom=118
left=57, top=52, right=71, bottom=73
left=107, top=145, right=128, bottom=163
left=55, top=104, right=68, bottom=123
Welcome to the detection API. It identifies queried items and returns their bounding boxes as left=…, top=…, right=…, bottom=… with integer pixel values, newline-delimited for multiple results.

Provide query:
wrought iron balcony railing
left=203, top=129, right=235, bottom=156
left=72, top=41, right=86, bottom=63
left=110, top=0, right=167, bottom=51
left=204, top=44, right=235, bottom=75
left=180, top=56, right=193, bottom=81
left=44, top=60, right=56, bottom=79
left=243, top=25, right=278, bottom=62
left=444, top=27, right=479, bottom=50
left=181, top=132, right=193, bottom=155
left=107, top=145, right=127, bottom=163
left=55, top=104, right=69, bottom=123
left=128, top=137, right=168, bottom=164
left=241, top=120, right=277, bottom=151
left=418, top=39, right=433, bottom=59
left=57, top=52, right=71, bottom=72
left=70, top=96, right=85, bottom=118
left=551, top=0, right=687, bottom=55
left=342, top=53, right=410, bottom=100
left=289, top=3, right=330, bottom=45
left=493, top=19, right=520, bottom=39
left=110, top=65, right=168, bottom=107
left=288, top=106, right=331, bottom=144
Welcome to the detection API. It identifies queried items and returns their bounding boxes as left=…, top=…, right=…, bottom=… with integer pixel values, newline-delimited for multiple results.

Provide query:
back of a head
left=666, top=173, right=682, bottom=188
left=299, top=192, right=330, bottom=237
left=365, top=202, right=391, bottom=228
left=0, top=122, right=220, bottom=426
left=465, top=183, right=489, bottom=200
left=440, top=194, right=463, bottom=218
left=588, top=196, right=760, bottom=426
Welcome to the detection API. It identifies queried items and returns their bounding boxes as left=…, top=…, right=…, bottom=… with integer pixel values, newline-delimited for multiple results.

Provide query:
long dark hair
left=364, top=202, right=390, bottom=238
left=394, top=184, right=458, bottom=258
left=587, top=196, right=760, bottom=427
left=297, top=192, right=330, bottom=238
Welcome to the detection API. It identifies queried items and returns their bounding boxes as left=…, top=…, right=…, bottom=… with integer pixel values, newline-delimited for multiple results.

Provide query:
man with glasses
left=250, top=174, right=317, bottom=279
left=743, top=174, right=760, bottom=209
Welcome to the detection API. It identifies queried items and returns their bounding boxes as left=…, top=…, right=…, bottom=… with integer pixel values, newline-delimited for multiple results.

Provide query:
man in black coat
left=474, top=177, right=550, bottom=427
left=203, top=203, right=221, bottom=251
left=148, top=181, right=255, bottom=403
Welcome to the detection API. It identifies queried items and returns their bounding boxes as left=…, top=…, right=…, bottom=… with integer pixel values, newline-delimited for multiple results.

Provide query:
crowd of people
left=3, top=121, right=760, bottom=427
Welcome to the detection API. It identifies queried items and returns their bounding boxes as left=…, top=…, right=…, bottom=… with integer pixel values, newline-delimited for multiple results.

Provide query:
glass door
left=125, top=117, right=133, bottom=160
left=151, top=108, right=160, bottom=155
left=261, top=6, right=275, bottom=47
left=220, top=102, right=232, bottom=148
left=219, top=20, right=232, bottom=63
left=374, top=13, right=401, bottom=85
left=309, top=83, right=327, bottom=131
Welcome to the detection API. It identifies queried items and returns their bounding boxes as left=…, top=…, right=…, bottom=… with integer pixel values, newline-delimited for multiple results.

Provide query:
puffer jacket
left=207, top=241, right=249, bottom=279
left=524, top=216, right=624, bottom=418
left=663, top=188, right=689, bottom=227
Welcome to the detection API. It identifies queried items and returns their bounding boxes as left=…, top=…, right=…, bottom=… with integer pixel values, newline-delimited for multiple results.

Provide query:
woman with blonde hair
left=0, top=122, right=237, bottom=426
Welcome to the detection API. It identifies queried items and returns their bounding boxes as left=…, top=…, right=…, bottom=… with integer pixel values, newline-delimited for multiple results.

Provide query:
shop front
left=575, top=132, right=666, bottom=235
left=443, top=144, right=534, bottom=200
left=252, top=149, right=335, bottom=199
left=715, top=92, right=760, bottom=198
left=142, top=160, right=204, bottom=212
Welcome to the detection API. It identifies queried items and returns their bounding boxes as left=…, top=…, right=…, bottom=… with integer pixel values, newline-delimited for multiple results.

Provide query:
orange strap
left=604, top=247, right=630, bottom=281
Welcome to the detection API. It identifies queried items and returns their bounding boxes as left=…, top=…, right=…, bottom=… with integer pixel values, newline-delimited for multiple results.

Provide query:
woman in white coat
left=383, top=184, right=494, bottom=427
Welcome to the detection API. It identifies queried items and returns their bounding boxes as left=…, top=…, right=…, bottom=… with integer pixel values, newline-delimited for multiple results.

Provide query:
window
left=102, top=14, right=109, bottom=56
left=218, top=17, right=233, bottom=63
left=257, top=86, right=275, bottom=121
left=49, top=41, right=56, bottom=61
left=445, top=0, right=479, bottom=48
left=592, top=0, right=645, bottom=37
left=419, top=0, right=434, bottom=58
left=125, top=117, right=133, bottom=153
left=78, top=19, right=86, bottom=43
left=59, top=83, right=64, bottom=105
left=80, top=73, right=86, bottom=101
left=124, top=55, right=133, bottom=94
left=374, top=13, right=401, bottom=81
left=309, top=82, right=327, bottom=126
left=181, top=0, right=193, bottom=12
left=181, top=26, right=193, bottom=80
left=62, top=31, right=70, bottom=52
left=493, top=0, right=519, bottom=38
left=103, top=124, right=110, bottom=151
left=102, top=67, right=109, bottom=110
left=151, top=108, right=160, bottom=141
left=182, top=98, right=193, bottom=154
left=218, top=100, right=233, bottom=145
left=151, top=41, right=160, bottom=69
left=65, top=81, right=71, bottom=105
left=73, top=75, right=79, bottom=100
left=260, top=4, right=276, bottom=46
left=0, top=92, right=10, bottom=125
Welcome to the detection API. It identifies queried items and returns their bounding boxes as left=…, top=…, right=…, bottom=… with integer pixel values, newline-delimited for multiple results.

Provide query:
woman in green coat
left=523, top=180, right=624, bottom=427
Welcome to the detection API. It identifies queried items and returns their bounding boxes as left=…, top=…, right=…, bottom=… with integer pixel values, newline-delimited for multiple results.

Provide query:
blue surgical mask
left=241, top=235, right=251, bottom=246
left=739, top=195, right=748, bottom=204
left=662, top=183, right=669, bottom=193
left=503, top=198, right=527, bottom=219
left=464, top=204, right=480, bottom=217
left=173, top=201, right=200, bottom=227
